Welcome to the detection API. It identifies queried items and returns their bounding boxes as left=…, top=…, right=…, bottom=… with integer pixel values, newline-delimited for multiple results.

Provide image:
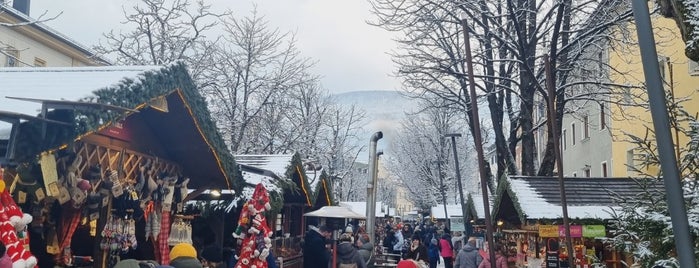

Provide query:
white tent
left=304, top=206, right=366, bottom=219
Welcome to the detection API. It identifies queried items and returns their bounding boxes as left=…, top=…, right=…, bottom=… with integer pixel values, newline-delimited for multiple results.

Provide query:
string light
left=176, top=89, right=232, bottom=190
left=295, top=166, right=311, bottom=206
left=322, top=177, right=331, bottom=205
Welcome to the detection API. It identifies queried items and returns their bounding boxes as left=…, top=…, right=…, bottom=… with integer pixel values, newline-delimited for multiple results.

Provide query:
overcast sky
left=29, top=0, right=400, bottom=93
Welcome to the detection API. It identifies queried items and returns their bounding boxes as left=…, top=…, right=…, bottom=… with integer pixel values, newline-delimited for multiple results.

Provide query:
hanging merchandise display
left=167, top=217, right=193, bottom=246
left=233, top=183, right=273, bottom=268
left=0, top=172, right=38, bottom=268
left=101, top=213, right=138, bottom=267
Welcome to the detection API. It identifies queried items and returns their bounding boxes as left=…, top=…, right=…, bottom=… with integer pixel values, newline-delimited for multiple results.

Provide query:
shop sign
left=450, top=216, right=465, bottom=232
left=99, top=120, right=133, bottom=142
left=558, top=225, right=582, bottom=238
left=539, top=225, right=559, bottom=237
left=582, top=225, right=606, bottom=237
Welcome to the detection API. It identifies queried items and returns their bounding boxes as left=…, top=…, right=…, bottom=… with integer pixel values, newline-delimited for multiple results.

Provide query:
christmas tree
left=233, top=183, right=273, bottom=268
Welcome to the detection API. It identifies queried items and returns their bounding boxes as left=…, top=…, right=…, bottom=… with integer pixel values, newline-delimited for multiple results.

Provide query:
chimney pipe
left=13, top=0, right=30, bottom=16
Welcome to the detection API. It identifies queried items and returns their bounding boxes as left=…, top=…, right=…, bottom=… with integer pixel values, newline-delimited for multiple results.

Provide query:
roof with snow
left=1, top=63, right=242, bottom=192
left=493, top=176, right=666, bottom=224
left=0, top=66, right=161, bottom=118
left=235, top=154, right=312, bottom=206
left=431, top=195, right=494, bottom=219
left=340, top=201, right=389, bottom=217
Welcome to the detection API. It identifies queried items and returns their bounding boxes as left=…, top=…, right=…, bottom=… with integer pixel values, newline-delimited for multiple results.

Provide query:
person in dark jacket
left=427, top=238, right=440, bottom=268
left=454, top=237, right=482, bottom=268
left=404, top=236, right=428, bottom=264
left=303, top=225, right=332, bottom=268
left=356, top=233, right=374, bottom=267
left=170, top=243, right=203, bottom=268
left=330, top=233, right=367, bottom=268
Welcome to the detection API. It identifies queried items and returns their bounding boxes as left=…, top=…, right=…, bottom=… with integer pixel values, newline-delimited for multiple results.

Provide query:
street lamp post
left=366, top=131, right=383, bottom=246
left=432, top=160, right=450, bottom=230
left=445, top=134, right=469, bottom=236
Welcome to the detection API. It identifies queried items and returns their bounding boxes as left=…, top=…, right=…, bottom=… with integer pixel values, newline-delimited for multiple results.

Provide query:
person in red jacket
left=478, top=244, right=508, bottom=268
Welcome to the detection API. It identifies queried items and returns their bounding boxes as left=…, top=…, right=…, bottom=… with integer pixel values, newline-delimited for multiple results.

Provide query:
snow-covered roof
left=0, top=66, right=162, bottom=117
left=0, top=5, right=105, bottom=63
left=503, top=176, right=666, bottom=220
left=234, top=154, right=296, bottom=195
left=431, top=204, right=465, bottom=219
left=431, top=195, right=494, bottom=219
left=235, top=154, right=295, bottom=177
left=340, top=201, right=388, bottom=217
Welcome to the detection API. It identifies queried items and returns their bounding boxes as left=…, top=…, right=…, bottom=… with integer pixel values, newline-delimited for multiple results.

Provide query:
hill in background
left=332, top=90, right=418, bottom=160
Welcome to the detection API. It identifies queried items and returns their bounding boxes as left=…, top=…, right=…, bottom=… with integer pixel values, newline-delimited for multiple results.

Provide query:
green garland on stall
left=311, top=170, right=334, bottom=207
left=14, top=62, right=243, bottom=197
left=491, top=175, right=526, bottom=223
left=464, top=193, right=478, bottom=221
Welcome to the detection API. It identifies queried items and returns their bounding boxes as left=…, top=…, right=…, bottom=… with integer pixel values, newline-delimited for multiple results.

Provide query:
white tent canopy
left=304, top=206, right=366, bottom=219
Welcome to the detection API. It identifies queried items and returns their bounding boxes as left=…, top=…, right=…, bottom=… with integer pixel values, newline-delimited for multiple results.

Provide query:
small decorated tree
left=233, top=184, right=274, bottom=268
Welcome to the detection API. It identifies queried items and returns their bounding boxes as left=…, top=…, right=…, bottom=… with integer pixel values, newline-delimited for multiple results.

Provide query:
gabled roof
left=0, top=66, right=161, bottom=118
left=494, top=176, right=666, bottom=224
left=235, top=153, right=312, bottom=206
left=0, top=4, right=108, bottom=65
left=3, top=63, right=242, bottom=192
left=312, top=170, right=333, bottom=209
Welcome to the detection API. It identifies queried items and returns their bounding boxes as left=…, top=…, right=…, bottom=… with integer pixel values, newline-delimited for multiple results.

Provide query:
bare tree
left=1, top=3, right=63, bottom=66
left=370, top=0, right=637, bottom=179
left=93, top=0, right=223, bottom=81
left=384, top=101, right=473, bottom=211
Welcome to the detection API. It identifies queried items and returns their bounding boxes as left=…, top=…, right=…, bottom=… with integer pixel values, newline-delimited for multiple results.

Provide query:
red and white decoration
left=0, top=172, right=37, bottom=268
left=233, top=183, right=273, bottom=268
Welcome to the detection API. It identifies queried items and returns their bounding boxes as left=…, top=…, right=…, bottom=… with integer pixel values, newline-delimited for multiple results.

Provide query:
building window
left=562, top=129, right=567, bottom=150
left=599, top=103, right=606, bottom=130
left=583, top=115, right=589, bottom=139
left=658, top=56, right=667, bottom=81
left=34, top=57, right=46, bottom=67
left=601, top=161, right=608, bottom=177
left=5, top=48, right=19, bottom=67
left=689, top=59, right=699, bottom=75
left=571, top=123, right=576, bottom=145
left=626, top=149, right=635, bottom=171
left=572, top=172, right=577, bottom=177
left=584, top=168, right=591, bottom=177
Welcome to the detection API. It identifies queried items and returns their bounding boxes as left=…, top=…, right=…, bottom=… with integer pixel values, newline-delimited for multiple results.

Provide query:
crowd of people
left=375, top=220, right=509, bottom=268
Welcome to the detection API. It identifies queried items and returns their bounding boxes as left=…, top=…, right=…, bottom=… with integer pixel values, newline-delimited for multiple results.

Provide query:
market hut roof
left=493, top=176, right=666, bottom=225
left=0, top=63, right=242, bottom=192
left=235, top=153, right=312, bottom=207
left=311, top=170, right=334, bottom=209
left=431, top=194, right=494, bottom=220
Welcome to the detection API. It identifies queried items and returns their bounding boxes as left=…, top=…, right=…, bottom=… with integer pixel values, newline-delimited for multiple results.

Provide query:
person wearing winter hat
left=330, top=233, right=367, bottom=268
left=170, top=243, right=203, bottom=268
left=199, top=246, right=223, bottom=268
left=396, top=259, right=421, bottom=268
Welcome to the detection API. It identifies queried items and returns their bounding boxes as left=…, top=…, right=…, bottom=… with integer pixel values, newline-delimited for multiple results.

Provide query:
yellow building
left=560, top=8, right=699, bottom=177
left=1, top=1, right=107, bottom=67
left=607, top=12, right=699, bottom=177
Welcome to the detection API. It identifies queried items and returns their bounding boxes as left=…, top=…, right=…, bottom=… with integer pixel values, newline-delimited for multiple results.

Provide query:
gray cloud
left=30, top=0, right=400, bottom=93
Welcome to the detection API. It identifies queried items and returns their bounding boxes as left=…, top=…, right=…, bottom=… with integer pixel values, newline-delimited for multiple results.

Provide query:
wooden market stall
left=311, top=170, right=334, bottom=210
left=0, top=63, right=244, bottom=268
left=235, top=153, right=314, bottom=268
left=491, top=176, right=665, bottom=268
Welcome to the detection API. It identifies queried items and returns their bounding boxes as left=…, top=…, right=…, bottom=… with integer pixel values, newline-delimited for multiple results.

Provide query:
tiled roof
left=504, top=176, right=666, bottom=220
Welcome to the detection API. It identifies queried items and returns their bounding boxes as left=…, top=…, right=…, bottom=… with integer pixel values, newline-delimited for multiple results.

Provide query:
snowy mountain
left=332, top=90, right=418, bottom=158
